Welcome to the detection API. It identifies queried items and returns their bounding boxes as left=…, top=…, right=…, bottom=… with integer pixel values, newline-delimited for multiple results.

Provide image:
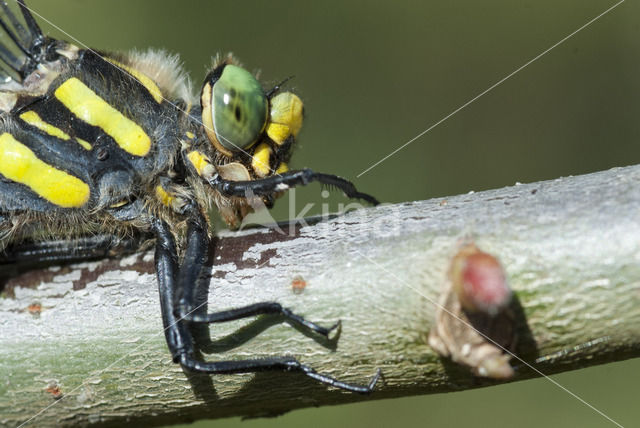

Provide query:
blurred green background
left=25, top=0, right=639, bottom=427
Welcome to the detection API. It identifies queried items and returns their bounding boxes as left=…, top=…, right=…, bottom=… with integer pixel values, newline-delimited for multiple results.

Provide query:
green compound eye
left=211, top=65, right=268, bottom=151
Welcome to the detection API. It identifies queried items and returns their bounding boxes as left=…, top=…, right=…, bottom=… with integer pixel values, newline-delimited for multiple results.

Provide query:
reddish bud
left=45, top=382, right=63, bottom=400
left=291, top=275, right=307, bottom=294
left=27, top=303, right=42, bottom=315
left=450, top=244, right=511, bottom=315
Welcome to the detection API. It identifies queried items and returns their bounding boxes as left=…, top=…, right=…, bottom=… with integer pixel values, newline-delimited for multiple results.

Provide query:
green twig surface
left=1, top=165, right=639, bottom=427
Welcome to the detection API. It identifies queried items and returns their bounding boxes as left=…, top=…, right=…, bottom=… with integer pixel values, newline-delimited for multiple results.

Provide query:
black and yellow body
left=0, top=1, right=379, bottom=392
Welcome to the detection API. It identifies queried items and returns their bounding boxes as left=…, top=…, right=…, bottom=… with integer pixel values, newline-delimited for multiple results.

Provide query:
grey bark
left=1, top=165, right=639, bottom=428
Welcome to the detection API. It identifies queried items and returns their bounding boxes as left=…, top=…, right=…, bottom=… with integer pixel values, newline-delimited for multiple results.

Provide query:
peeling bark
left=1, top=165, right=640, bottom=427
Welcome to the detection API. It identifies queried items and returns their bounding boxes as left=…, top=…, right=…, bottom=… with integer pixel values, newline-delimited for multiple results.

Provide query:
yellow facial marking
left=155, top=185, right=175, bottom=207
left=55, top=78, right=151, bottom=156
left=266, top=123, right=290, bottom=145
left=267, top=92, right=303, bottom=145
left=186, top=131, right=195, bottom=139
left=106, top=58, right=164, bottom=104
left=276, top=162, right=289, bottom=175
left=20, top=110, right=71, bottom=140
left=0, top=133, right=89, bottom=207
left=186, top=151, right=215, bottom=179
left=251, top=143, right=272, bottom=178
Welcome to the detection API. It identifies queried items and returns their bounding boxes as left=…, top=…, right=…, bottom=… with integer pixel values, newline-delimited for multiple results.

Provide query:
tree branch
left=1, top=165, right=640, bottom=427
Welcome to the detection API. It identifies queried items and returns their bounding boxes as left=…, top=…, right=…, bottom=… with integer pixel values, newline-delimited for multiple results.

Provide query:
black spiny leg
left=210, top=168, right=380, bottom=206
left=174, top=204, right=339, bottom=337
left=183, top=302, right=340, bottom=337
left=152, top=211, right=380, bottom=393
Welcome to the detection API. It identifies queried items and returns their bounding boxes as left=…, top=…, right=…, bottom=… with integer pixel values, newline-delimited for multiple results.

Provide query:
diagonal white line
left=352, top=249, right=624, bottom=427
left=357, top=0, right=625, bottom=178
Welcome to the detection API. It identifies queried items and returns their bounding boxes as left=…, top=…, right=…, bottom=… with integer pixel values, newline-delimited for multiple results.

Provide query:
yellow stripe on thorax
left=54, top=77, right=151, bottom=156
left=0, top=133, right=90, bottom=207
left=19, top=110, right=92, bottom=150
left=75, top=138, right=92, bottom=150
left=19, top=111, right=70, bottom=140
left=105, top=58, right=163, bottom=104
